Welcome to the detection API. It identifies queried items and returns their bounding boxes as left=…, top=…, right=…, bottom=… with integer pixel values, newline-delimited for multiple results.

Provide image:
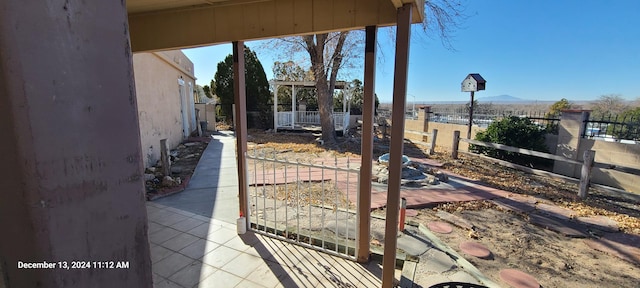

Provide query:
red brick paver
left=499, top=269, right=540, bottom=288
left=584, top=233, right=640, bottom=265
left=460, top=241, right=492, bottom=259
left=427, top=221, right=453, bottom=234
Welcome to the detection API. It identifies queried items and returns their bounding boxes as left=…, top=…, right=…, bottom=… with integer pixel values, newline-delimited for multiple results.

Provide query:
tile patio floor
left=148, top=132, right=391, bottom=287
left=147, top=202, right=388, bottom=288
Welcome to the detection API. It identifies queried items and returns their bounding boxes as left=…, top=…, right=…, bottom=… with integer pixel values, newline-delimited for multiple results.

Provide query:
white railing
left=296, top=111, right=320, bottom=124
left=246, top=150, right=360, bottom=260
left=333, top=112, right=349, bottom=132
left=276, top=112, right=293, bottom=127
left=276, top=111, right=350, bottom=132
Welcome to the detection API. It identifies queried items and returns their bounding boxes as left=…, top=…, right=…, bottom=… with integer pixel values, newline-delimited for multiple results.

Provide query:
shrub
left=470, top=116, right=551, bottom=167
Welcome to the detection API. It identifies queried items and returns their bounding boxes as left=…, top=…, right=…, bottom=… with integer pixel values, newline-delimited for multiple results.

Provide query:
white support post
left=343, top=87, right=347, bottom=114
left=274, top=84, right=278, bottom=132
left=291, top=84, right=296, bottom=129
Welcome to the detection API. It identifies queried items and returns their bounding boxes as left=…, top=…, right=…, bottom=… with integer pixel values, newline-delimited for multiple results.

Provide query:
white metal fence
left=246, top=149, right=360, bottom=260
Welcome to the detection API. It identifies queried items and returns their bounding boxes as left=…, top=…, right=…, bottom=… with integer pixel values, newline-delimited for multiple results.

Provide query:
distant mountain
left=477, top=95, right=527, bottom=102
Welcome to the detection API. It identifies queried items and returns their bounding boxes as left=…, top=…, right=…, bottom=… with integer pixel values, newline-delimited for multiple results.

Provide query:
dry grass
left=249, top=181, right=352, bottom=209
left=248, top=129, right=361, bottom=157
left=429, top=150, right=640, bottom=234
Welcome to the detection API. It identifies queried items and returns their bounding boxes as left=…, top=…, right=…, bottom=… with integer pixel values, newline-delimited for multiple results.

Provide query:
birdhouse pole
left=467, top=91, right=474, bottom=139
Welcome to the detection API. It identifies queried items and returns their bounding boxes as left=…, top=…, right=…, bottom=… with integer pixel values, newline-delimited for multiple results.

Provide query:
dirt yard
left=409, top=204, right=640, bottom=288
left=246, top=129, right=640, bottom=288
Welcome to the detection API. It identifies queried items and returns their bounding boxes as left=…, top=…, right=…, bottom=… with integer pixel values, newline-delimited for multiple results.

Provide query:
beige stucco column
left=0, top=1, right=152, bottom=287
left=553, top=110, right=590, bottom=177
left=357, top=25, right=377, bottom=263
left=382, top=3, right=412, bottom=288
left=232, top=42, right=249, bottom=223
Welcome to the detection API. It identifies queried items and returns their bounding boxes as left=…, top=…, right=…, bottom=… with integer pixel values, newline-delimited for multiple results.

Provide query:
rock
left=162, top=176, right=178, bottom=187
left=170, top=166, right=183, bottom=174
left=184, top=154, right=196, bottom=159
left=401, top=167, right=423, bottom=179
left=434, top=171, right=449, bottom=182
left=184, top=142, right=198, bottom=147
left=177, top=144, right=187, bottom=149
left=146, top=167, right=157, bottom=173
left=426, top=175, right=439, bottom=185
left=144, top=173, right=156, bottom=181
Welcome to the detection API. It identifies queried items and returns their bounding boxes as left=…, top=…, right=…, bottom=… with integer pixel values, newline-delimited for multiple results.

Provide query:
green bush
left=470, top=116, right=551, bottom=167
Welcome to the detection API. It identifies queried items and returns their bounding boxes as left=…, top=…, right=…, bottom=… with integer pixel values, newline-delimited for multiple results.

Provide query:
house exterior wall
left=133, top=51, right=196, bottom=167
left=0, top=1, right=152, bottom=286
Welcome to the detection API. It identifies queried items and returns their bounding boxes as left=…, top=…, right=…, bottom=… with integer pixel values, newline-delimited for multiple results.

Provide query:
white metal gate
left=246, top=149, right=360, bottom=260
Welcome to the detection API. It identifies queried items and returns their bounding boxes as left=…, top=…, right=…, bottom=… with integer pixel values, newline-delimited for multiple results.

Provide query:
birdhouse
left=461, top=73, right=486, bottom=92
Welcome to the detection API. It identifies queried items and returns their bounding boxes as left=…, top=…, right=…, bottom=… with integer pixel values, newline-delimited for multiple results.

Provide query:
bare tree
left=591, top=94, right=629, bottom=117
left=264, top=1, right=467, bottom=144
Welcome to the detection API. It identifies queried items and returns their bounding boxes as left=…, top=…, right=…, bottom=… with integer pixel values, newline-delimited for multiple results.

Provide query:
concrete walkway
left=154, top=132, right=239, bottom=223
left=148, top=132, right=386, bottom=288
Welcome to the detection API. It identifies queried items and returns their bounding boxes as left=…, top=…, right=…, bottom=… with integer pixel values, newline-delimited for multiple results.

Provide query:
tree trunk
left=304, top=34, right=336, bottom=144
left=316, top=77, right=335, bottom=143
left=304, top=32, right=349, bottom=145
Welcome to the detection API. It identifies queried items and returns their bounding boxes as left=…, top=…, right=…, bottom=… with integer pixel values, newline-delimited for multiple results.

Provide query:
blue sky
left=183, top=0, right=640, bottom=103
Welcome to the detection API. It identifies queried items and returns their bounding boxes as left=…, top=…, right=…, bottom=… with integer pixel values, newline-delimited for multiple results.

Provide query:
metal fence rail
left=584, top=113, right=640, bottom=141
left=246, top=149, right=360, bottom=260
left=430, top=108, right=560, bottom=133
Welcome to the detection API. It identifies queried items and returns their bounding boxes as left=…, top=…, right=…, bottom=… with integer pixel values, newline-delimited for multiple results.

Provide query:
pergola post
left=382, top=4, right=412, bottom=288
left=357, top=25, right=377, bottom=263
left=273, top=83, right=278, bottom=132
left=233, top=41, right=249, bottom=223
left=292, top=84, right=296, bottom=129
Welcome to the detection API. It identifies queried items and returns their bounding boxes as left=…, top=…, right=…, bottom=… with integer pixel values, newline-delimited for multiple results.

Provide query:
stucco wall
left=133, top=51, right=196, bottom=167
left=404, top=118, right=428, bottom=142
left=426, top=122, right=485, bottom=151
left=577, top=139, right=640, bottom=192
left=195, top=103, right=216, bottom=130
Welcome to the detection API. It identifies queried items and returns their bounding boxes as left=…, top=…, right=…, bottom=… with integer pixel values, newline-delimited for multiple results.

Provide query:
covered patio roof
left=127, top=0, right=425, bottom=52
